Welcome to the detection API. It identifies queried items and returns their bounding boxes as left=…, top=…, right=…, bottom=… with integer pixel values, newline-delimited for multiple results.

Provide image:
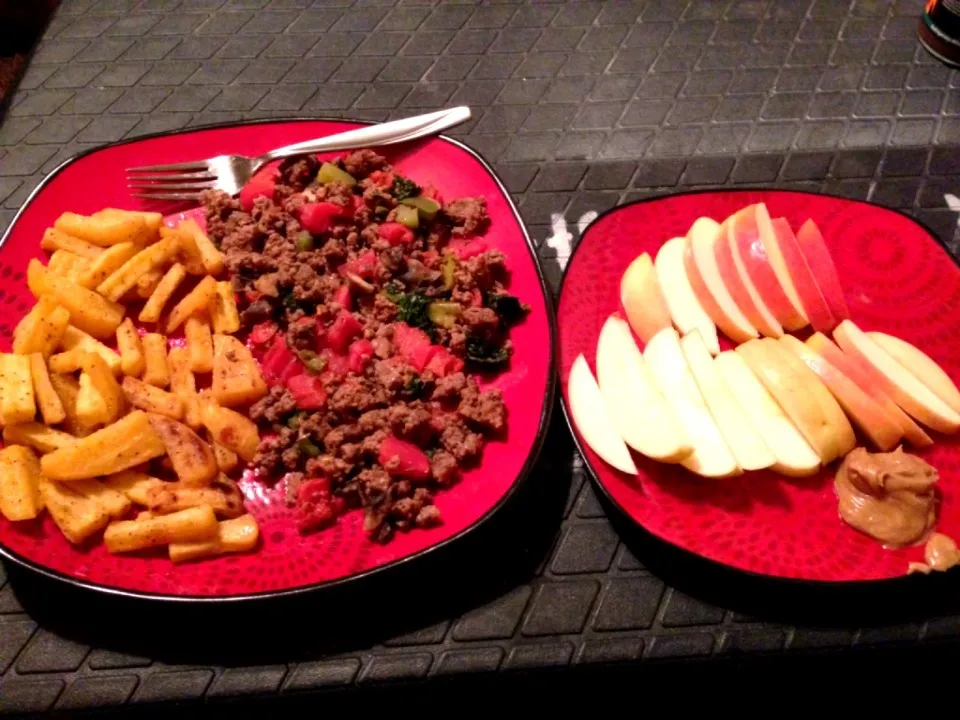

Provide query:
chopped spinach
left=391, top=175, right=420, bottom=202
left=486, top=293, right=527, bottom=326
left=465, top=338, right=509, bottom=367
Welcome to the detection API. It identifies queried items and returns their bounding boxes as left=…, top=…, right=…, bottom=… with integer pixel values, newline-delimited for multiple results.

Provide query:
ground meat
left=444, top=197, right=490, bottom=238
left=250, top=387, right=298, bottom=424
left=342, top=149, right=387, bottom=178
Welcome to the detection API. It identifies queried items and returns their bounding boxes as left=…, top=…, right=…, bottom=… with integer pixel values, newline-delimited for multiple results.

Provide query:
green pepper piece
left=427, top=301, right=462, bottom=329
left=317, top=162, right=357, bottom=187
left=395, top=204, right=419, bottom=229
left=442, top=253, right=457, bottom=290
left=295, top=230, right=314, bottom=252
left=401, top=196, right=441, bottom=222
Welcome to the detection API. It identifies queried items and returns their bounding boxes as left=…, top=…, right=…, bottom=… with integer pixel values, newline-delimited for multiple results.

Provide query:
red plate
left=0, top=119, right=555, bottom=600
left=559, top=189, right=960, bottom=583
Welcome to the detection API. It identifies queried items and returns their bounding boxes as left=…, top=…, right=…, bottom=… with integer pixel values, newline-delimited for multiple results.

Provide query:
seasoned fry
left=116, top=318, right=145, bottom=377
left=0, top=446, right=44, bottom=521
left=40, top=410, right=166, bottom=481
left=102, top=470, right=165, bottom=506
left=79, top=352, right=124, bottom=423
left=40, top=479, right=110, bottom=544
left=49, top=373, right=97, bottom=437
left=146, top=413, right=217, bottom=486
left=169, top=513, right=259, bottom=563
left=3, top=422, right=76, bottom=454
left=76, top=372, right=110, bottom=427
left=59, top=325, right=122, bottom=375
left=135, top=268, right=164, bottom=299
left=210, top=281, right=240, bottom=335
left=212, top=438, right=239, bottom=473
left=69, top=479, right=132, bottom=520
left=29, top=353, right=66, bottom=425
left=76, top=242, right=138, bottom=289
left=141, top=333, right=170, bottom=387
left=96, top=235, right=180, bottom=302
left=121, top=376, right=184, bottom=419
left=27, top=259, right=125, bottom=339
left=211, top=334, right=267, bottom=407
left=185, top=317, right=214, bottom=373
left=48, top=250, right=91, bottom=280
left=168, top=347, right=202, bottom=429
left=55, top=210, right=147, bottom=247
left=199, top=395, right=260, bottom=462
left=104, top=505, right=218, bottom=554
left=13, top=296, right=71, bottom=356
left=139, top=263, right=187, bottom=324
left=166, top=275, right=217, bottom=333
left=0, top=354, right=36, bottom=425
left=178, top=219, right=224, bottom=276
left=41, top=227, right=104, bottom=259
left=146, top=481, right=244, bottom=518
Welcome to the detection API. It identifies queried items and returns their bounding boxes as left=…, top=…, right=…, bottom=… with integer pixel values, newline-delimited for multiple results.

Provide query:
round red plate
left=559, top=189, right=960, bottom=583
left=0, top=119, right=555, bottom=600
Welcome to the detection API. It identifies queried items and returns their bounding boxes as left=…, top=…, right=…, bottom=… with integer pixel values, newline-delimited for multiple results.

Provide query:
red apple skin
left=769, top=218, right=837, bottom=333
left=733, top=204, right=807, bottom=331
left=795, top=218, right=850, bottom=323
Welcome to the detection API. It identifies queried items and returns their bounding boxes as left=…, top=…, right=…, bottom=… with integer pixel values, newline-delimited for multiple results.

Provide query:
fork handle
left=257, top=107, right=472, bottom=165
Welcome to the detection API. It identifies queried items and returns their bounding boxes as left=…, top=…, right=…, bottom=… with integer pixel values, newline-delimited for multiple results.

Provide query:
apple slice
left=714, top=207, right=784, bottom=338
left=796, top=219, right=850, bottom=324
left=567, top=354, right=638, bottom=475
left=620, top=252, right=672, bottom=344
left=867, top=331, right=960, bottom=416
left=733, top=203, right=807, bottom=331
left=680, top=330, right=775, bottom=471
left=779, top=335, right=903, bottom=451
left=768, top=218, right=836, bottom=332
left=655, top=236, right=719, bottom=355
left=807, top=332, right=932, bottom=448
left=644, top=328, right=740, bottom=479
left=834, top=320, right=960, bottom=434
left=596, top=315, right=693, bottom=463
left=684, top=217, right=759, bottom=344
left=736, top=339, right=854, bottom=464
left=714, top=351, right=820, bottom=477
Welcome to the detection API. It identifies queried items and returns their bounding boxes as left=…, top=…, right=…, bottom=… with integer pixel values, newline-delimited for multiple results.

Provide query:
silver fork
left=126, top=106, right=472, bottom=202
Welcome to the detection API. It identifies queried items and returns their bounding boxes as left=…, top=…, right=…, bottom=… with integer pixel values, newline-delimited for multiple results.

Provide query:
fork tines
left=127, top=160, right=217, bottom=201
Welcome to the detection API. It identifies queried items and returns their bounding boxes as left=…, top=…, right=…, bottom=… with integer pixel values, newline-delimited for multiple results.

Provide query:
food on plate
left=654, top=237, right=719, bottom=355
left=684, top=217, right=759, bottom=344
left=714, top=351, right=820, bottom=477
left=0, top=446, right=44, bottom=521
left=567, top=354, right=637, bottom=475
left=595, top=315, right=692, bottom=463
left=835, top=446, right=937, bottom=548
left=644, top=328, right=740, bottom=478
left=834, top=320, right=960, bottom=434
left=795, top=219, right=850, bottom=324
left=681, top=331, right=774, bottom=471
left=619, top=252, right=672, bottom=343
left=715, top=208, right=783, bottom=338
left=779, top=335, right=903, bottom=451
left=866, top=331, right=960, bottom=415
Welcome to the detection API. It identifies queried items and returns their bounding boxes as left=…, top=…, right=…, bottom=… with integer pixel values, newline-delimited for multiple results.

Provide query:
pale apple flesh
left=681, top=330, right=775, bottom=471
left=779, top=335, right=903, bottom=451
left=620, top=252, right=672, bottom=344
left=795, top=219, right=851, bottom=324
left=644, top=328, right=740, bottom=479
left=684, top=217, right=759, bottom=344
left=715, top=207, right=784, bottom=338
left=768, top=218, right=836, bottom=333
left=655, top=236, right=720, bottom=355
left=867, top=331, right=960, bottom=416
left=714, top=351, right=821, bottom=477
left=834, top=320, right=960, bottom=434
left=567, top=354, right=638, bottom=475
left=596, top=315, right=693, bottom=463
left=806, top=332, right=932, bottom=448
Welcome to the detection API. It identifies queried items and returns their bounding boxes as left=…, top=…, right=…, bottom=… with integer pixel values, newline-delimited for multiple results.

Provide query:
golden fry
left=169, top=513, right=259, bottom=563
left=41, top=227, right=104, bottom=259
left=115, top=318, right=145, bottom=377
left=69, top=479, right=132, bottom=520
left=59, top=325, right=122, bottom=375
left=178, top=219, right=224, bottom=276
left=185, top=317, right=213, bottom=373
left=27, top=259, right=125, bottom=339
left=168, top=347, right=202, bottom=429
left=28, top=353, right=65, bottom=424
left=77, top=372, right=110, bottom=427
left=79, top=352, right=124, bottom=423
left=141, top=333, right=170, bottom=387
left=166, top=275, right=217, bottom=333
left=210, top=281, right=240, bottom=335
left=121, top=376, right=184, bottom=419
left=3, top=422, right=76, bottom=454
left=211, top=334, right=268, bottom=408
left=0, top=446, right=44, bottom=521
left=40, top=479, right=110, bottom=544
left=12, top=296, right=70, bottom=356
left=199, top=395, right=260, bottom=462
left=139, top=263, right=187, bottom=324
left=96, top=235, right=180, bottom=302
left=104, top=505, right=218, bottom=554
left=146, top=413, right=217, bottom=487
left=76, top=242, right=138, bottom=290
left=102, top=470, right=165, bottom=506
left=48, top=250, right=91, bottom=281
left=0, top=354, right=36, bottom=425
left=55, top=210, right=147, bottom=247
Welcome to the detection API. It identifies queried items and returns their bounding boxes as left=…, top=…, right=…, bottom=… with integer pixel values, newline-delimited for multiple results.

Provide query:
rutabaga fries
left=40, top=410, right=166, bottom=481
left=104, top=505, right=218, bottom=554
left=58, top=325, right=122, bottom=375
left=76, top=242, right=139, bottom=290
left=116, top=318, right=145, bottom=377
left=96, top=235, right=180, bottom=302
left=141, top=334, right=170, bottom=387
left=3, top=422, right=76, bottom=454
left=79, top=352, right=124, bottom=423
left=55, top=210, right=148, bottom=247
left=177, top=219, right=224, bottom=276
left=48, top=250, right=91, bottom=280
left=169, top=513, right=259, bottom=563
left=12, top=296, right=71, bottom=356
left=211, top=334, right=267, bottom=408
left=199, top=395, right=260, bottom=462
left=146, top=413, right=217, bottom=487
left=27, top=259, right=125, bottom=339
left=0, top=446, right=44, bottom=521
left=0, top=354, right=36, bottom=425
left=77, top=372, right=111, bottom=426
left=41, top=227, right=104, bottom=259
left=121, top=376, right=184, bottom=419
left=209, top=281, right=240, bottom=335
left=166, top=275, right=217, bottom=333
left=168, top=347, right=202, bottom=430
left=146, top=481, right=244, bottom=518
left=102, top=470, right=165, bottom=506
left=49, top=373, right=98, bottom=437
left=185, top=317, right=214, bottom=373
left=29, top=353, right=66, bottom=425
left=40, top=479, right=110, bottom=544
left=139, top=263, right=187, bottom=324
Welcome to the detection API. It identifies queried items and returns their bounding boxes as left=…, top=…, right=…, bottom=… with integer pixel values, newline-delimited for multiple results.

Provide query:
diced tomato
left=261, top=335, right=302, bottom=387
left=334, top=283, right=352, bottom=310
left=368, top=170, right=394, bottom=188
left=239, top=167, right=278, bottom=212
left=327, top=310, right=363, bottom=354
left=393, top=323, right=432, bottom=367
left=378, top=222, right=415, bottom=246
left=378, top=434, right=430, bottom=480
left=286, top=374, right=328, bottom=410
left=320, top=348, right=350, bottom=379
left=248, top=321, right=277, bottom=349
left=448, top=238, right=490, bottom=260
left=298, top=201, right=347, bottom=235
left=339, top=250, right=379, bottom=280
left=425, top=347, right=464, bottom=377
left=347, top=339, right=375, bottom=374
